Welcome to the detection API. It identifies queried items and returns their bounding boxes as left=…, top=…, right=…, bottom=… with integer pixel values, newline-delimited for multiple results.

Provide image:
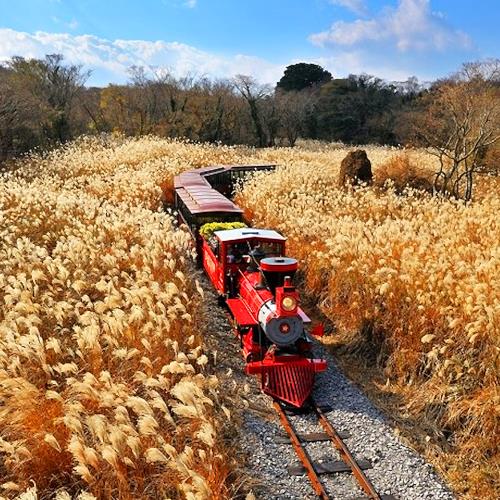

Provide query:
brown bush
left=481, top=143, right=500, bottom=175
left=374, top=154, right=433, bottom=194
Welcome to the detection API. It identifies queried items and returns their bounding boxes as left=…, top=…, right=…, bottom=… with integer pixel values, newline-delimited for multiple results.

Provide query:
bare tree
left=233, top=75, right=271, bottom=147
left=0, top=85, right=28, bottom=162
left=78, top=86, right=107, bottom=133
left=414, top=60, right=500, bottom=200
left=276, top=89, right=315, bottom=146
left=110, top=66, right=192, bottom=136
left=260, top=94, right=280, bottom=146
left=8, top=54, right=90, bottom=143
left=0, top=66, right=44, bottom=161
left=193, top=78, right=236, bottom=142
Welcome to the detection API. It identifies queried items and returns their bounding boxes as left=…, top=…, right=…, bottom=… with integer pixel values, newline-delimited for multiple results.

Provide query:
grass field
left=1, top=135, right=498, bottom=498
left=0, top=136, right=249, bottom=499
left=236, top=144, right=499, bottom=499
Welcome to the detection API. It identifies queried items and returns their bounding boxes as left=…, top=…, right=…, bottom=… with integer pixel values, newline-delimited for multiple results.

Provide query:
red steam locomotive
left=173, top=165, right=326, bottom=407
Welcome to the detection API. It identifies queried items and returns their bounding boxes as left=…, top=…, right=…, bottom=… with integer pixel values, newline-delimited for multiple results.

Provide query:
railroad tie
left=275, top=430, right=350, bottom=444
left=288, top=458, right=372, bottom=476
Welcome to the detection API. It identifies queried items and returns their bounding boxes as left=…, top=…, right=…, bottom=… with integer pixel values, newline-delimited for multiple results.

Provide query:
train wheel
left=246, top=352, right=263, bottom=363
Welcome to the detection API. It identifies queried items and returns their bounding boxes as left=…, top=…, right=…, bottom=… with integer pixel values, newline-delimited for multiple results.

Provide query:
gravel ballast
left=201, top=275, right=454, bottom=499
left=240, top=345, right=454, bottom=500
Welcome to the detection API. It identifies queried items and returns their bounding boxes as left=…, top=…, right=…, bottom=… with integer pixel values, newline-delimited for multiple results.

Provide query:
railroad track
left=273, top=400, right=397, bottom=500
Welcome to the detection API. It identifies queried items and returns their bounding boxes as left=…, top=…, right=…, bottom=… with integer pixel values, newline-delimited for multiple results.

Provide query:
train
left=173, top=164, right=326, bottom=407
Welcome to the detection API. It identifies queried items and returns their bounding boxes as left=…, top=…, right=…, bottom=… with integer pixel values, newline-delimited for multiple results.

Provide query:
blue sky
left=0, top=0, right=498, bottom=86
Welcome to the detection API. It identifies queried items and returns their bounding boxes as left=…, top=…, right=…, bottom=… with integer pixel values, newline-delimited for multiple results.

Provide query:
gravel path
left=201, top=274, right=454, bottom=500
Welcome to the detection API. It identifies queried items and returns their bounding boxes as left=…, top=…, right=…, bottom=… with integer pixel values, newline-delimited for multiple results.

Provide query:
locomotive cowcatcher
left=173, top=164, right=326, bottom=407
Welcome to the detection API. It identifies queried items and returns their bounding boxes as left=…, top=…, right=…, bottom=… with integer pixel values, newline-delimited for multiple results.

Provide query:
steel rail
left=313, top=403, right=382, bottom=500
left=273, top=401, right=329, bottom=499
left=274, top=399, right=389, bottom=499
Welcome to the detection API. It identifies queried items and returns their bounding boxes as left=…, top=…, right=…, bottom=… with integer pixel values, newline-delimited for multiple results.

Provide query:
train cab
left=201, top=227, right=286, bottom=296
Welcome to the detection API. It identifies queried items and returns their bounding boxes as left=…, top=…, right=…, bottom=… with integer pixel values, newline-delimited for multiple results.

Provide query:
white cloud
left=163, top=0, right=197, bottom=8
left=329, top=0, right=367, bottom=16
left=312, top=0, right=471, bottom=52
left=0, top=26, right=444, bottom=87
left=311, top=52, right=415, bottom=82
left=0, top=28, right=284, bottom=85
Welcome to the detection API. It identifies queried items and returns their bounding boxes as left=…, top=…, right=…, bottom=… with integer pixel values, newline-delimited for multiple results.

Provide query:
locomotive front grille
left=262, top=361, right=315, bottom=407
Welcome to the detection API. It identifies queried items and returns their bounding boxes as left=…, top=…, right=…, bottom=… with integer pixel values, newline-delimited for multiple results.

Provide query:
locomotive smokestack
left=259, top=257, right=298, bottom=294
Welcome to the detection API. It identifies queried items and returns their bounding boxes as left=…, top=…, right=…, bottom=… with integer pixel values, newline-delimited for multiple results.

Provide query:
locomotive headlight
left=281, top=296, right=297, bottom=311
left=279, top=322, right=291, bottom=334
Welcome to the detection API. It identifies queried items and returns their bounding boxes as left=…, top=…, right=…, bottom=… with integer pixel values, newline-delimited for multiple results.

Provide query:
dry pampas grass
left=0, top=136, right=248, bottom=499
left=2, top=135, right=498, bottom=499
left=236, top=148, right=499, bottom=499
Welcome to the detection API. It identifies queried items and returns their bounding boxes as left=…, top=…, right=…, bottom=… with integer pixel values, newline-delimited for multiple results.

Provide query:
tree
left=275, top=90, right=315, bottom=146
left=8, top=54, right=90, bottom=143
left=276, top=63, right=332, bottom=92
left=315, top=74, right=402, bottom=144
left=77, top=86, right=108, bottom=134
left=413, top=60, right=500, bottom=200
left=194, top=78, right=238, bottom=143
left=233, top=75, right=271, bottom=147
left=0, top=73, right=40, bottom=162
left=100, top=85, right=133, bottom=134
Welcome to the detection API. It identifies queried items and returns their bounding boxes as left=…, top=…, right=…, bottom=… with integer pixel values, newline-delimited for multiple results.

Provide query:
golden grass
left=2, top=136, right=498, bottom=498
left=0, top=136, right=251, bottom=499
left=235, top=147, right=500, bottom=499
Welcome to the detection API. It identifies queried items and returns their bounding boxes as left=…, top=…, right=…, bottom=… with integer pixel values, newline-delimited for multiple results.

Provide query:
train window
left=227, top=243, right=246, bottom=264
left=232, top=170, right=245, bottom=181
left=259, top=242, right=283, bottom=257
left=177, top=197, right=189, bottom=225
left=181, top=203, right=195, bottom=230
left=209, top=238, right=220, bottom=259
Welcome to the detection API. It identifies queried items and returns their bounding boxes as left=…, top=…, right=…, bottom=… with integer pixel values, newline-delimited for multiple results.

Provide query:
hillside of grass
left=236, top=148, right=499, bottom=499
left=0, top=136, right=252, bottom=499
left=1, top=135, right=498, bottom=498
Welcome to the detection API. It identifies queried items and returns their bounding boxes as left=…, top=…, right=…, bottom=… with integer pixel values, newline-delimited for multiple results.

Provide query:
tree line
left=1, top=55, right=498, bottom=199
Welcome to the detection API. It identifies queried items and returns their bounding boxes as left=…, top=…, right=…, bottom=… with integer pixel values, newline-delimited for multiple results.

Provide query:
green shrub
left=199, top=221, right=247, bottom=241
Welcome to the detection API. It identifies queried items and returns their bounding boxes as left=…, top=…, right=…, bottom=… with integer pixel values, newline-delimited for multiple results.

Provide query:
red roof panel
left=174, top=164, right=275, bottom=215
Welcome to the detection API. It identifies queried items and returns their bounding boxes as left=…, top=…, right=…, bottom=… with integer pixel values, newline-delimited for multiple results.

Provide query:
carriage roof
left=175, top=186, right=242, bottom=214
left=174, top=164, right=275, bottom=216
left=214, top=228, right=286, bottom=242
